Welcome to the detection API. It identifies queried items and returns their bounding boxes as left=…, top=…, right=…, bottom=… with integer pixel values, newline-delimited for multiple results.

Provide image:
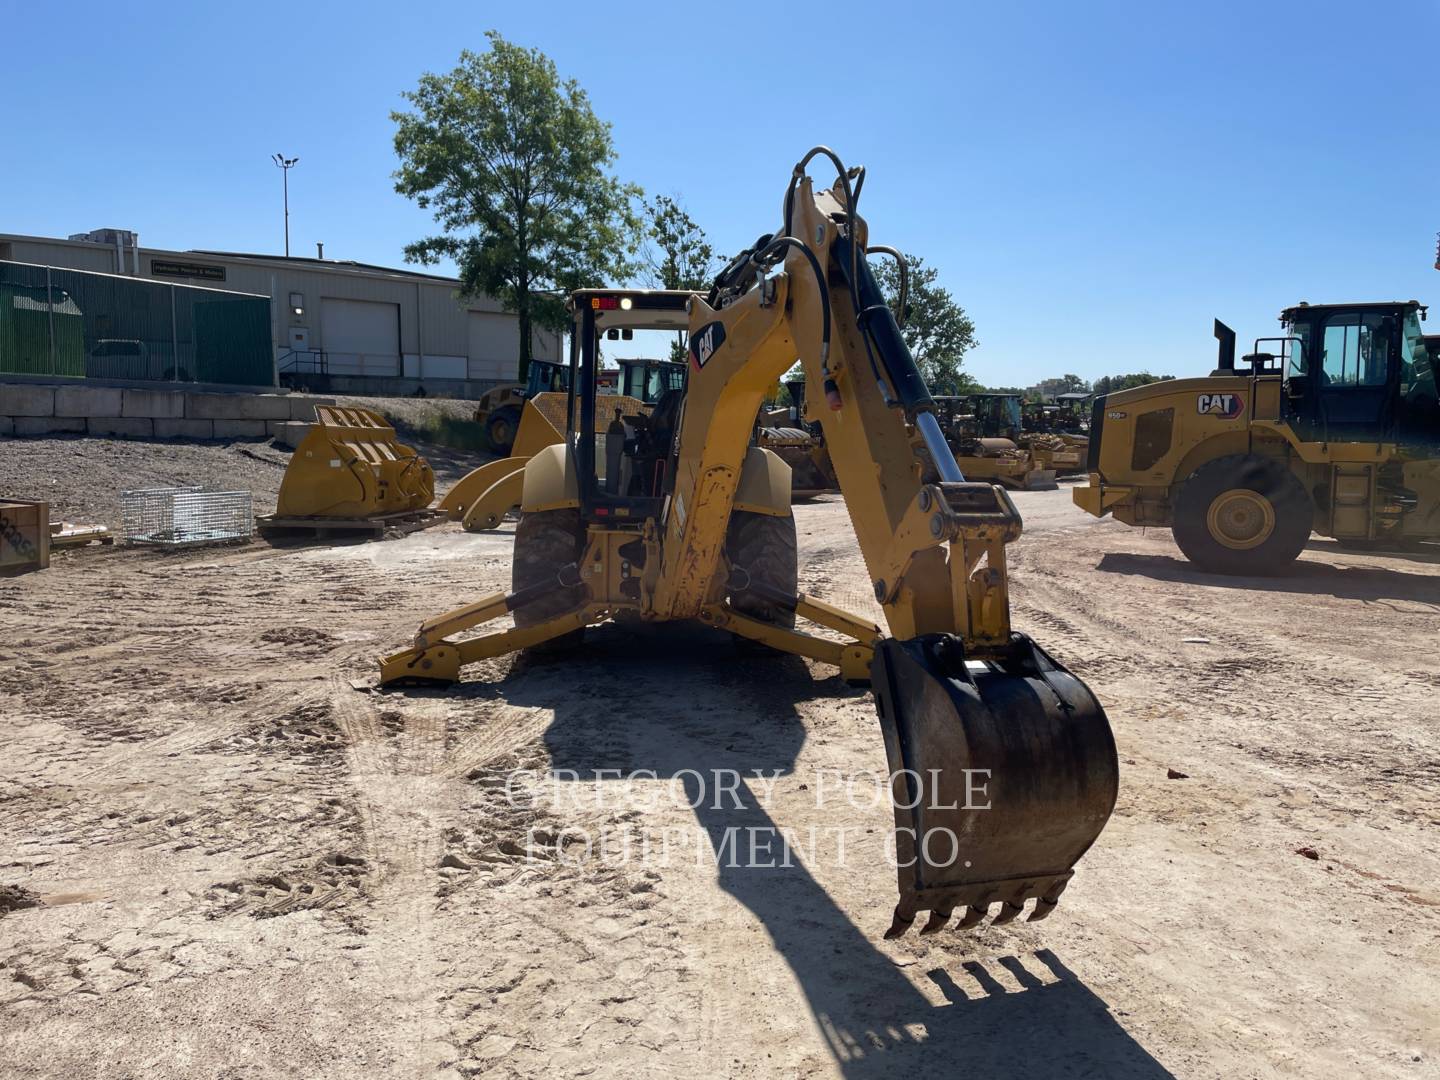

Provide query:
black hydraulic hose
left=866, top=245, right=908, bottom=326
left=753, top=235, right=832, bottom=373
left=783, top=146, right=864, bottom=318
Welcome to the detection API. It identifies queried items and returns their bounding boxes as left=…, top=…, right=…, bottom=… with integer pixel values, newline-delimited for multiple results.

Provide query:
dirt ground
left=1, top=475, right=1437, bottom=1078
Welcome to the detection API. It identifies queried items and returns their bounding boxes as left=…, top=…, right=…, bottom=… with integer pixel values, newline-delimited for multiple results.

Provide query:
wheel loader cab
left=570, top=290, right=693, bottom=521
left=524, top=358, right=569, bottom=397
left=1278, top=301, right=1430, bottom=443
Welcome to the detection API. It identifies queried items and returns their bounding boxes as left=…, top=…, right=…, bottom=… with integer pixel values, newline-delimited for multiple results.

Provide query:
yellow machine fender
left=733, top=446, right=793, bottom=517
left=1170, top=431, right=1260, bottom=486
left=520, top=443, right=580, bottom=512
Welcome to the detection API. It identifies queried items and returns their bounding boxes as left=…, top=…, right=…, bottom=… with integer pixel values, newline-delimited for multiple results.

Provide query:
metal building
left=0, top=229, right=559, bottom=397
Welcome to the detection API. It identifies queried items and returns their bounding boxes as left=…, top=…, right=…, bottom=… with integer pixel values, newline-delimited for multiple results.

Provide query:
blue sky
left=4, top=0, right=1437, bottom=386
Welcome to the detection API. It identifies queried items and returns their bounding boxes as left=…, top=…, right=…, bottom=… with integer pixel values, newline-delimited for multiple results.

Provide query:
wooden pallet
left=256, top=508, right=449, bottom=541
left=51, top=524, right=114, bottom=550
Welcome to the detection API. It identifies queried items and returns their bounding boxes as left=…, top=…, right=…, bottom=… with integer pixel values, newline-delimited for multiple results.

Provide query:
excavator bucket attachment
left=872, top=633, right=1117, bottom=937
left=277, top=406, right=435, bottom=518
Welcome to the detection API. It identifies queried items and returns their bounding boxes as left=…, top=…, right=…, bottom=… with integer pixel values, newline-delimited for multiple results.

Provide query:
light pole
left=272, top=153, right=299, bottom=257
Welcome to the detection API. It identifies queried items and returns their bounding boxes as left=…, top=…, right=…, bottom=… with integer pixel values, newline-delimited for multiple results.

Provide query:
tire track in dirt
left=329, top=677, right=460, bottom=1076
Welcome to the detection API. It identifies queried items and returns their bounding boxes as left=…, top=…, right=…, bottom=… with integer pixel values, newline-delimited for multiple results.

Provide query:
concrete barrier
left=55, top=386, right=123, bottom=418
left=154, top=419, right=216, bottom=439
left=1, top=382, right=333, bottom=441
left=13, top=416, right=84, bottom=435
left=88, top=418, right=155, bottom=438
left=0, top=386, right=56, bottom=417
left=211, top=419, right=268, bottom=438
left=188, top=394, right=292, bottom=421
left=122, top=389, right=187, bottom=419
left=268, top=420, right=313, bottom=448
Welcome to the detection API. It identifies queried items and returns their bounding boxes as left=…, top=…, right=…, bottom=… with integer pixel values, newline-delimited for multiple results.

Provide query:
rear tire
left=726, top=511, right=797, bottom=652
left=512, top=508, right=585, bottom=651
left=487, top=405, right=522, bottom=456
left=1172, top=454, right=1312, bottom=575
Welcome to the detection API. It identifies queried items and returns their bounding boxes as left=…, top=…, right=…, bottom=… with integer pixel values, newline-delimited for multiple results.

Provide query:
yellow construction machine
left=755, top=378, right=839, bottom=498
left=473, top=358, right=571, bottom=454
left=932, top=394, right=1058, bottom=490
left=381, top=148, right=1117, bottom=936
left=275, top=405, right=435, bottom=519
left=1075, top=303, right=1440, bottom=571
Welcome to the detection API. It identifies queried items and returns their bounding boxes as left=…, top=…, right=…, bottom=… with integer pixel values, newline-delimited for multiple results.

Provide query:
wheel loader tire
left=512, top=508, right=585, bottom=651
left=487, top=405, right=522, bottom=455
left=1172, top=454, right=1312, bottom=575
left=726, top=511, right=797, bottom=651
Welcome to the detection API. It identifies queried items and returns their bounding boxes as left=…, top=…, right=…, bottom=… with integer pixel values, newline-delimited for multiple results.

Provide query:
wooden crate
left=0, top=499, right=51, bottom=576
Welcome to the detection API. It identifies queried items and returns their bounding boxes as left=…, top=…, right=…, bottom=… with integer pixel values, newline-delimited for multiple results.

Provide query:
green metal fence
left=0, top=260, right=273, bottom=386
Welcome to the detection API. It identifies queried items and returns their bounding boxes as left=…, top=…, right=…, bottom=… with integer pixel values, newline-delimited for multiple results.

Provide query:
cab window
left=1320, top=313, right=1389, bottom=386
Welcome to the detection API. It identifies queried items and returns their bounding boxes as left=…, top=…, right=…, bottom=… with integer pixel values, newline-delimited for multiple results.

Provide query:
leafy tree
left=873, top=253, right=978, bottom=395
left=642, top=195, right=718, bottom=363
left=392, top=32, right=642, bottom=379
left=1092, top=372, right=1176, bottom=395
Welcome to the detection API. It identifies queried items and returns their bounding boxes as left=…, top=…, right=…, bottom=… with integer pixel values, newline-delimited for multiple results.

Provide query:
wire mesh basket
left=120, top=487, right=254, bottom=546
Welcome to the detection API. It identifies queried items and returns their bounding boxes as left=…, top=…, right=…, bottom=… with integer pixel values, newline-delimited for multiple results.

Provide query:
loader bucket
left=871, top=633, right=1117, bottom=936
left=1024, top=468, right=1059, bottom=490
left=276, top=406, right=435, bottom=519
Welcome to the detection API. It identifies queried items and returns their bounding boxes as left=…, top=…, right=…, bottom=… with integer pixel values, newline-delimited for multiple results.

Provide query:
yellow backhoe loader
left=381, top=148, right=1117, bottom=936
left=1075, top=303, right=1440, bottom=571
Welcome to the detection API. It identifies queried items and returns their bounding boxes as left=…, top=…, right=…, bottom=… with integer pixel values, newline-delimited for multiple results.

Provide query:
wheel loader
left=381, top=147, right=1117, bottom=937
left=474, top=358, right=571, bottom=454
left=1075, top=301, right=1440, bottom=571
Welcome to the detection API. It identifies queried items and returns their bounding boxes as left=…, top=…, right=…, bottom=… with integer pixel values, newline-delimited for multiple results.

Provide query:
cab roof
left=1280, top=300, right=1426, bottom=322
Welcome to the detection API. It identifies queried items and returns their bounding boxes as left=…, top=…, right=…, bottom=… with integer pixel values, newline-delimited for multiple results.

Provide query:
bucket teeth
left=1027, top=896, right=1059, bottom=922
left=883, top=906, right=916, bottom=940
left=956, top=904, right=990, bottom=929
left=919, top=906, right=955, bottom=935
left=991, top=900, right=1025, bottom=925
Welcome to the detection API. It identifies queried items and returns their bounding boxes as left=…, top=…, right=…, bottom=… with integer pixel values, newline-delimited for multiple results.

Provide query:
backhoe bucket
left=872, top=633, right=1117, bottom=936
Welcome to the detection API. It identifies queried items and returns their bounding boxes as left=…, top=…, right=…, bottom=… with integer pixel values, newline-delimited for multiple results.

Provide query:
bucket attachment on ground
left=277, top=406, right=435, bottom=519
left=872, top=632, right=1118, bottom=937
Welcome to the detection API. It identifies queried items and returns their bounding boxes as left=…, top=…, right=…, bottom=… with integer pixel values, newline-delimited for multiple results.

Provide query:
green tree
left=642, top=194, right=717, bottom=363
left=1092, top=372, right=1176, bottom=395
left=873, top=253, right=979, bottom=394
left=392, top=32, right=641, bottom=380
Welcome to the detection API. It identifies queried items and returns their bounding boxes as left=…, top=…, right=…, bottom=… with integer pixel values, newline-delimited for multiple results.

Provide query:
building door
left=321, top=299, right=401, bottom=376
left=467, top=311, right=522, bottom=381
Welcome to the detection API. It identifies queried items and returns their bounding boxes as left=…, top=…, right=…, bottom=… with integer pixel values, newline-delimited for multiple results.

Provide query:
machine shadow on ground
left=1095, top=551, right=1440, bottom=604
left=457, top=622, right=1173, bottom=1080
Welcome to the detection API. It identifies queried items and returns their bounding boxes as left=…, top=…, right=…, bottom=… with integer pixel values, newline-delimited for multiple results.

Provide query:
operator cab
left=1259, top=301, right=1436, bottom=444
left=969, top=393, right=1024, bottom=441
left=524, top=358, right=570, bottom=397
left=567, top=290, right=693, bottom=524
